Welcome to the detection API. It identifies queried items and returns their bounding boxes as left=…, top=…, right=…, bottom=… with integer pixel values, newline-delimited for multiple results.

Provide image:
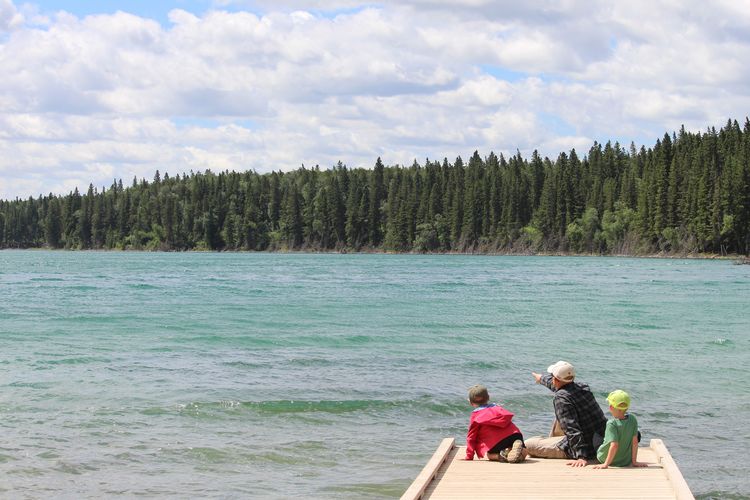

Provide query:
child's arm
left=592, top=442, right=618, bottom=469
left=630, top=435, right=648, bottom=467
left=464, top=421, right=478, bottom=460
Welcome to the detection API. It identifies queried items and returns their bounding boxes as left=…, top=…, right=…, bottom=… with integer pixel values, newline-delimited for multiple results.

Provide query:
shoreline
left=3, top=246, right=747, bottom=261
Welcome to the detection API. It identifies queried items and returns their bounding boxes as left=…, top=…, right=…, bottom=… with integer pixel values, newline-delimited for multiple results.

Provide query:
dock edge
left=400, top=438, right=455, bottom=500
left=649, top=438, right=695, bottom=500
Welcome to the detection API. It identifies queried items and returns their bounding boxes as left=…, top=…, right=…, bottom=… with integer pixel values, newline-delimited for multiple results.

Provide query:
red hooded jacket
left=465, top=403, right=521, bottom=460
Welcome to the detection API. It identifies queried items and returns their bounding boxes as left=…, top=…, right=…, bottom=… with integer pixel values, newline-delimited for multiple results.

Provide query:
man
left=526, top=360, right=607, bottom=467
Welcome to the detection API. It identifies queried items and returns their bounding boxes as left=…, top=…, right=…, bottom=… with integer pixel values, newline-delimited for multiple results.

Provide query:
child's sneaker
left=487, top=452, right=507, bottom=462
left=505, top=439, right=526, bottom=463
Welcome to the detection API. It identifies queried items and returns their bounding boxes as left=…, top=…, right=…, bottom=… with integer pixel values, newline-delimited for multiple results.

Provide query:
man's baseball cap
left=547, top=360, right=575, bottom=382
left=607, top=390, right=631, bottom=410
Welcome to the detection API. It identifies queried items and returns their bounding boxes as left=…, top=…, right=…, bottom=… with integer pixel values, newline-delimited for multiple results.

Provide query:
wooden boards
left=400, top=438, right=456, bottom=500
left=402, top=438, right=694, bottom=500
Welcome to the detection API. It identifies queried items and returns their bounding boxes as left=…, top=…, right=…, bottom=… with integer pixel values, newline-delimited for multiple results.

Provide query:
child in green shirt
left=593, top=390, right=648, bottom=469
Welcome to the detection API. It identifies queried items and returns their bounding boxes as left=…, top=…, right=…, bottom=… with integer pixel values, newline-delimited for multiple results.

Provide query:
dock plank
left=403, top=439, right=693, bottom=500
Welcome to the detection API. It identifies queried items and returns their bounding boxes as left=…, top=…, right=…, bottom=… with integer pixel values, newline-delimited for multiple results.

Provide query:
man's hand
left=566, top=458, right=588, bottom=467
left=532, top=372, right=542, bottom=384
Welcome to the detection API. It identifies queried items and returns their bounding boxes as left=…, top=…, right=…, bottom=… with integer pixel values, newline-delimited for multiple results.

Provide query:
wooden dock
left=401, top=438, right=694, bottom=500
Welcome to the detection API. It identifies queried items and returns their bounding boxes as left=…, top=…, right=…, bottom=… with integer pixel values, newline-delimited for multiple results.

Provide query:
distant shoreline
left=4, top=246, right=747, bottom=261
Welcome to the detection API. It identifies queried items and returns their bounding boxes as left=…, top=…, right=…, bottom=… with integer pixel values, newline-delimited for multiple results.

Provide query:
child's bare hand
left=592, top=464, right=608, bottom=469
left=631, top=461, right=648, bottom=467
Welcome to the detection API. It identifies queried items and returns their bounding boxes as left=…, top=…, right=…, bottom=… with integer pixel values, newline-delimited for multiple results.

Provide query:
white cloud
left=0, top=0, right=749, bottom=199
left=0, top=0, right=23, bottom=32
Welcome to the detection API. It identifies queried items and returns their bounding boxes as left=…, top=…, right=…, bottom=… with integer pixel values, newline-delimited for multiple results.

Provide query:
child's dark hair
left=468, top=384, right=489, bottom=405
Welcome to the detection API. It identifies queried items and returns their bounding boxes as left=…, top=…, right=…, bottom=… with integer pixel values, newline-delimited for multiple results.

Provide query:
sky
left=1, top=0, right=749, bottom=200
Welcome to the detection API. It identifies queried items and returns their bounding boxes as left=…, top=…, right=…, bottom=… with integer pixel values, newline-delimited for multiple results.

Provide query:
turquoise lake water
left=1, top=251, right=748, bottom=499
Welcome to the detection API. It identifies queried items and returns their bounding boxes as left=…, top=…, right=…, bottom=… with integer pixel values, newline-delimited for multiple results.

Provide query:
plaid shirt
left=540, top=374, right=607, bottom=460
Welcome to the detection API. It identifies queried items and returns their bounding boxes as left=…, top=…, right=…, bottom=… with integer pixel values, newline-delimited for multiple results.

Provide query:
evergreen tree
left=44, top=196, right=63, bottom=248
left=450, top=156, right=465, bottom=248
left=369, top=157, right=385, bottom=246
left=280, top=183, right=304, bottom=248
left=461, top=151, right=484, bottom=247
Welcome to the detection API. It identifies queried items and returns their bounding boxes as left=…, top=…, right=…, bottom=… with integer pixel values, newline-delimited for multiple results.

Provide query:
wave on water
left=322, top=480, right=409, bottom=499
left=461, top=322, right=497, bottom=329
left=36, top=356, right=111, bottom=366
left=222, top=360, right=264, bottom=369
left=626, top=322, right=668, bottom=330
left=285, top=357, right=335, bottom=367
left=340, top=334, right=373, bottom=345
left=148, top=398, right=467, bottom=417
left=711, top=338, right=732, bottom=346
left=240, top=398, right=468, bottom=416
left=272, top=334, right=378, bottom=347
left=646, top=411, right=678, bottom=424
left=188, top=332, right=290, bottom=347
left=696, top=492, right=750, bottom=500
left=140, top=406, right=172, bottom=416
left=126, top=283, right=159, bottom=290
left=57, top=315, right=110, bottom=323
left=53, top=461, right=98, bottom=475
left=182, top=447, right=234, bottom=463
left=464, top=360, right=504, bottom=370
left=8, top=381, right=55, bottom=389
left=243, top=399, right=401, bottom=414
left=251, top=449, right=334, bottom=466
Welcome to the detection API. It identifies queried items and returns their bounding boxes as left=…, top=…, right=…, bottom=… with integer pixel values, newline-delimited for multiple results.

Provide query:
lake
left=0, top=251, right=748, bottom=498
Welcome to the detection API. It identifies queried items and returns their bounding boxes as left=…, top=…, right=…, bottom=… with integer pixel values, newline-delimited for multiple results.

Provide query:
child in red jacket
left=465, top=384, right=527, bottom=463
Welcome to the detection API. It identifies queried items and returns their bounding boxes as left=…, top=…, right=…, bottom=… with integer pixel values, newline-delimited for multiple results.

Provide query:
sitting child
left=465, top=384, right=527, bottom=463
left=593, top=390, right=648, bottom=468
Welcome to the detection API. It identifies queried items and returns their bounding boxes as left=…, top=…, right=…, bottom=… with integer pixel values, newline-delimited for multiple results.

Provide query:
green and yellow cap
left=607, top=390, right=631, bottom=410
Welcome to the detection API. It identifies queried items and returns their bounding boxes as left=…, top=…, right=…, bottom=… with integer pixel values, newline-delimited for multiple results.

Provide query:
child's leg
left=489, top=433, right=526, bottom=463
left=506, top=438, right=527, bottom=463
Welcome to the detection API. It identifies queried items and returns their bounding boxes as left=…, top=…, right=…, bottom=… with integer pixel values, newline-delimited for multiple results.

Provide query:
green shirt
left=596, top=414, right=638, bottom=466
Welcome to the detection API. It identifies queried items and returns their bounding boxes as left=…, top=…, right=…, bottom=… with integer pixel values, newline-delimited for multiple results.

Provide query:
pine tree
left=450, top=156, right=465, bottom=248
left=369, top=157, right=385, bottom=246
left=44, top=197, right=63, bottom=248
left=91, top=189, right=105, bottom=248
left=281, top=183, right=303, bottom=248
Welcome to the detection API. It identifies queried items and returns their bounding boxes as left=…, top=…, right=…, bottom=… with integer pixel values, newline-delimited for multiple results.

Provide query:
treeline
left=1, top=119, right=749, bottom=255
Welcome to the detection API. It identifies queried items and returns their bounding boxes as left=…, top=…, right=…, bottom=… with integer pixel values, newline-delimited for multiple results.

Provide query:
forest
left=1, top=119, right=749, bottom=255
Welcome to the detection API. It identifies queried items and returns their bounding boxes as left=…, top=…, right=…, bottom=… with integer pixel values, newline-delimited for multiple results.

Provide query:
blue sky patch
left=479, top=64, right=528, bottom=83
left=28, top=1, right=369, bottom=24
left=32, top=1, right=218, bottom=24
left=311, top=4, right=376, bottom=19
left=171, top=117, right=259, bottom=130
left=538, top=112, right=577, bottom=137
